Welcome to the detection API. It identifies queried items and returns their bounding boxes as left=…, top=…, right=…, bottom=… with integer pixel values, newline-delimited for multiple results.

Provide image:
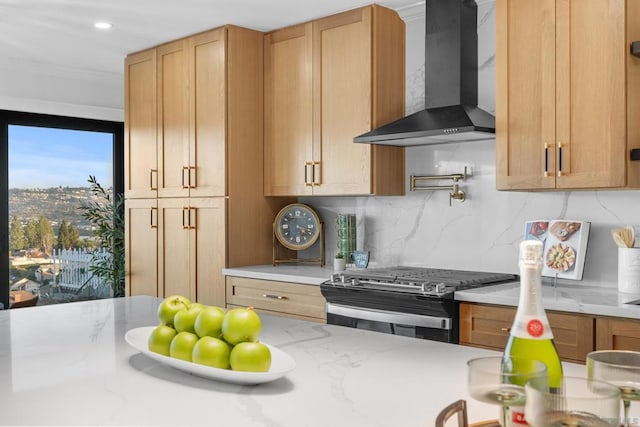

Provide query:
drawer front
left=226, top=276, right=326, bottom=321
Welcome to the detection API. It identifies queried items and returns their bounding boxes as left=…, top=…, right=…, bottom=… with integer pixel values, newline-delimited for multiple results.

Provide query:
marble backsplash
left=301, top=1, right=640, bottom=289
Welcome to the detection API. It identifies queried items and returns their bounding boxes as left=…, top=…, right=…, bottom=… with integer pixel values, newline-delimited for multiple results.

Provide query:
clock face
left=274, top=204, right=321, bottom=251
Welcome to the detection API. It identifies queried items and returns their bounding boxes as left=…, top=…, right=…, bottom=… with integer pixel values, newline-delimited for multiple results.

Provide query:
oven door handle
left=326, top=303, right=452, bottom=330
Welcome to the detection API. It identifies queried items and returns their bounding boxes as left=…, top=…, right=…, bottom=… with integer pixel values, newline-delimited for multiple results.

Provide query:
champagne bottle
left=503, top=240, right=563, bottom=426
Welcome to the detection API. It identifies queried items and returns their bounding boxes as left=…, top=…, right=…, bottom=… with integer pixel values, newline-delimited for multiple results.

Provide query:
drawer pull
left=501, top=327, right=511, bottom=332
left=262, top=294, right=288, bottom=300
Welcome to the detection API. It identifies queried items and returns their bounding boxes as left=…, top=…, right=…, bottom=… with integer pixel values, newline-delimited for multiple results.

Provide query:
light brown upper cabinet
left=124, top=49, right=157, bottom=199
left=156, top=30, right=227, bottom=198
left=126, top=28, right=229, bottom=200
left=264, top=5, right=406, bottom=196
left=496, top=0, right=640, bottom=190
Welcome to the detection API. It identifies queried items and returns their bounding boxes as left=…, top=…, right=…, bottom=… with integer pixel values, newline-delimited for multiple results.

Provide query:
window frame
left=0, top=109, right=124, bottom=309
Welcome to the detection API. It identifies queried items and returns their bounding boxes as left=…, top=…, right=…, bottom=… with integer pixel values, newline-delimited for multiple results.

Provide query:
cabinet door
left=496, top=0, right=556, bottom=190
left=555, top=0, right=626, bottom=189
left=157, top=198, right=194, bottom=300
left=313, top=8, right=373, bottom=195
left=189, top=29, right=227, bottom=198
left=264, top=23, right=313, bottom=196
left=157, top=40, right=190, bottom=198
left=124, top=49, right=158, bottom=199
left=125, top=198, right=158, bottom=296
left=596, top=317, right=640, bottom=351
left=190, top=197, right=226, bottom=307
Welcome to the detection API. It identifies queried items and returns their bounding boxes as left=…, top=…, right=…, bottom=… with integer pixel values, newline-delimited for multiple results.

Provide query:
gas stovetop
left=322, top=266, right=518, bottom=298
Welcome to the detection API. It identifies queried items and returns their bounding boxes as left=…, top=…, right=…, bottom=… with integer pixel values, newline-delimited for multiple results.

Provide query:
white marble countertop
left=0, top=295, right=599, bottom=426
left=224, top=265, right=640, bottom=320
left=456, top=281, right=640, bottom=319
left=223, top=264, right=338, bottom=285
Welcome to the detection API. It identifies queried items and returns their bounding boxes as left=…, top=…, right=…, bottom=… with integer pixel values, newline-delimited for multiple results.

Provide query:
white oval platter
left=125, top=326, right=295, bottom=385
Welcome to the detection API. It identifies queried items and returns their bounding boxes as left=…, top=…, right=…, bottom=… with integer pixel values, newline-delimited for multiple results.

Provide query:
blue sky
left=8, top=125, right=113, bottom=189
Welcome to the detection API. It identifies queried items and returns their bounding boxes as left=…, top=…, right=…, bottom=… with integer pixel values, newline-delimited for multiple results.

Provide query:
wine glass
left=467, top=356, right=547, bottom=426
left=587, top=350, right=640, bottom=427
left=525, top=376, right=621, bottom=426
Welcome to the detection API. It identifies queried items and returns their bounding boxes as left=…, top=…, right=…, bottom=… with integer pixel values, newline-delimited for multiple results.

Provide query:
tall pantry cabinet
left=125, top=26, right=286, bottom=307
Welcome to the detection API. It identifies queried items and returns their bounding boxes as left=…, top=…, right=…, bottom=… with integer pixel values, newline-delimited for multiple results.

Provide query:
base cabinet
left=459, top=303, right=595, bottom=364
left=596, top=317, right=640, bottom=350
left=226, top=276, right=326, bottom=323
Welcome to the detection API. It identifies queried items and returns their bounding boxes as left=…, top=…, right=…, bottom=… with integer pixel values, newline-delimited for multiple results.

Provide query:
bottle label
left=511, top=315, right=553, bottom=339
left=509, top=407, right=528, bottom=426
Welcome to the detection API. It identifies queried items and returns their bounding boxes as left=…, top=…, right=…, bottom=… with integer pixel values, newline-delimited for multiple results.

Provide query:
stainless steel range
left=320, top=267, right=517, bottom=343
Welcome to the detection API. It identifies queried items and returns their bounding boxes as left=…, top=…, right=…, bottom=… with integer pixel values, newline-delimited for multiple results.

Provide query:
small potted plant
left=333, top=252, right=346, bottom=271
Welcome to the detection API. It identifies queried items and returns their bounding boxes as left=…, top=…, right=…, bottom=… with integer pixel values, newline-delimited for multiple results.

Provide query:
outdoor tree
left=9, top=216, right=25, bottom=252
left=37, top=215, right=55, bottom=254
left=56, top=220, right=81, bottom=249
left=24, top=219, right=39, bottom=249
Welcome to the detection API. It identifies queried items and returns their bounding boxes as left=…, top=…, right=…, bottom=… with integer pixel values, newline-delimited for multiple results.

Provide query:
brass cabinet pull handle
left=189, top=207, right=196, bottom=229
left=304, top=162, right=313, bottom=186
left=557, top=142, right=564, bottom=177
left=262, top=294, right=288, bottom=300
left=544, top=143, right=550, bottom=176
left=182, top=166, right=190, bottom=189
left=313, top=161, right=321, bottom=186
left=182, top=207, right=189, bottom=229
left=189, top=166, right=196, bottom=188
left=150, top=207, right=158, bottom=228
left=500, top=327, right=511, bottom=332
left=150, top=169, right=158, bottom=190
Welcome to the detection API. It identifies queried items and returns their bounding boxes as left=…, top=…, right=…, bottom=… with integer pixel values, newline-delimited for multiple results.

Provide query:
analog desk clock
left=273, top=203, right=325, bottom=266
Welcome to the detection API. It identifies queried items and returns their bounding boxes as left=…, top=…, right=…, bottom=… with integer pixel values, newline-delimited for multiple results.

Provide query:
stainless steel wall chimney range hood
left=354, top=0, right=495, bottom=146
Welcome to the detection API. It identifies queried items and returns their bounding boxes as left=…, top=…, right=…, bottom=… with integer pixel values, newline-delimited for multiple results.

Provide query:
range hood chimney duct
left=354, top=0, right=495, bottom=146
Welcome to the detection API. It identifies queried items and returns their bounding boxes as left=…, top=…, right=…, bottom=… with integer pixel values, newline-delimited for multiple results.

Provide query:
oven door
left=326, top=303, right=454, bottom=343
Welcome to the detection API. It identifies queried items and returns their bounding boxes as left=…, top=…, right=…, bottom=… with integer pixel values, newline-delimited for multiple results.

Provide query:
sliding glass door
left=0, top=111, right=123, bottom=309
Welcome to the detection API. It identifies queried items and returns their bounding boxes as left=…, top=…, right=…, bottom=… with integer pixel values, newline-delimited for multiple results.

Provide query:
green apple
left=222, top=307, right=262, bottom=345
left=147, top=325, right=177, bottom=356
left=192, top=336, right=231, bottom=369
left=157, top=295, right=191, bottom=327
left=229, top=342, right=271, bottom=372
left=174, top=303, right=205, bottom=334
left=169, top=331, right=199, bottom=362
left=194, top=306, right=226, bottom=338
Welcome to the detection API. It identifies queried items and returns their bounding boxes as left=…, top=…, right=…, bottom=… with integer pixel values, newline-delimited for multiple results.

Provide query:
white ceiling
left=0, top=0, right=422, bottom=77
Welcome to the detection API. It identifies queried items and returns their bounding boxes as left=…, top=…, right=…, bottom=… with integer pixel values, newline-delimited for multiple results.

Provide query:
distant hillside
left=9, top=187, right=112, bottom=237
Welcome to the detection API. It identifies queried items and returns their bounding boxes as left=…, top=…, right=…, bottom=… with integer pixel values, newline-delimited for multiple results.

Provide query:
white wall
left=302, top=1, right=640, bottom=289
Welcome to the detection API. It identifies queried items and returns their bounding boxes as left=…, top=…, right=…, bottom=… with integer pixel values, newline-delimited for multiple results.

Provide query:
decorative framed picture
left=524, top=220, right=591, bottom=280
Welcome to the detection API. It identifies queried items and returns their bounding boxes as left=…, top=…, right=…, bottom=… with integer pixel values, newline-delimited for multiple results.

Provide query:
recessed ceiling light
left=94, top=21, right=113, bottom=30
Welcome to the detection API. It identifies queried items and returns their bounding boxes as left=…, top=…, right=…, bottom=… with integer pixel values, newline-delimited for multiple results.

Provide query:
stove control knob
left=434, top=283, right=446, bottom=293
left=331, top=274, right=341, bottom=283
left=351, top=278, right=360, bottom=286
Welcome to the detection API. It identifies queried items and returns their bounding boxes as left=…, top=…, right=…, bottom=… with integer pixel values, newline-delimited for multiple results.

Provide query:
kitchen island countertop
left=0, top=295, right=597, bottom=426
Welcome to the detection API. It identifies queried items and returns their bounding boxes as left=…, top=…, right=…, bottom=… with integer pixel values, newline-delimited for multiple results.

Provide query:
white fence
left=51, top=248, right=110, bottom=292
